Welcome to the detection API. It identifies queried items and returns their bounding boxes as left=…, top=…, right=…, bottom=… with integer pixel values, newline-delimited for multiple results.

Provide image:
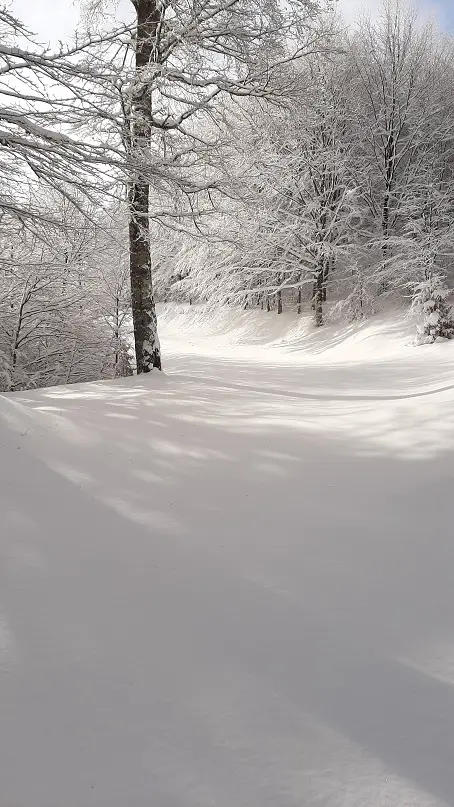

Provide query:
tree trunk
left=114, top=292, right=121, bottom=375
left=129, top=0, right=162, bottom=373
left=379, top=132, right=394, bottom=296
left=323, top=254, right=333, bottom=302
left=313, top=261, right=324, bottom=327
left=10, top=286, right=28, bottom=391
left=297, top=286, right=302, bottom=315
left=379, top=189, right=390, bottom=295
left=277, top=289, right=282, bottom=314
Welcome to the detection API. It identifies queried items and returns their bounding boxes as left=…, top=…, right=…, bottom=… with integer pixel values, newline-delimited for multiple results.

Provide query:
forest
left=1, top=0, right=453, bottom=391
left=3, top=4, right=454, bottom=804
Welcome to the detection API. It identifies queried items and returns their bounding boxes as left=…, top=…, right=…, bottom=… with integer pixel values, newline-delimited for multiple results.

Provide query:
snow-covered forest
left=1, top=0, right=454, bottom=391
left=3, top=3, right=454, bottom=806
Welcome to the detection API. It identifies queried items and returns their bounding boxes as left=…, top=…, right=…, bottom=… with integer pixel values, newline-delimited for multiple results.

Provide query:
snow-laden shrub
left=411, top=274, right=454, bottom=344
left=329, top=265, right=376, bottom=323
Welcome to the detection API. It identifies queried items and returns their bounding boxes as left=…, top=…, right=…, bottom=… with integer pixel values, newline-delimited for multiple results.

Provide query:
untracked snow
left=1, top=307, right=454, bottom=807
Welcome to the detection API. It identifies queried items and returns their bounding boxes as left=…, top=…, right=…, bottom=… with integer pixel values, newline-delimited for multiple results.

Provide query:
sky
left=11, top=0, right=454, bottom=41
left=339, top=0, right=453, bottom=29
left=14, top=0, right=80, bottom=40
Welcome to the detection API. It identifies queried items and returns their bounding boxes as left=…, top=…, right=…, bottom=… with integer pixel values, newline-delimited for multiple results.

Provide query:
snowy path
left=2, top=313, right=454, bottom=807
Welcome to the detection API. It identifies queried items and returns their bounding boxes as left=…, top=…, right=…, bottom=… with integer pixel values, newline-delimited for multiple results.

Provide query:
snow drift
left=1, top=308, right=454, bottom=807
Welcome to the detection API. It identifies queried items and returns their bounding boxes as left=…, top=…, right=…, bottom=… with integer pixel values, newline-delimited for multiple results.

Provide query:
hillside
left=1, top=307, right=454, bottom=807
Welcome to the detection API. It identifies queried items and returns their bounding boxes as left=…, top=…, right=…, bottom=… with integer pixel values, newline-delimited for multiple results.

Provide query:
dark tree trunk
left=313, top=260, right=324, bottom=327
left=129, top=0, right=162, bottom=373
left=379, top=130, right=394, bottom=296
left=129, top=185, right=161, bottom=372
left=297, top=286, right=302, bottom=314
left=379, top=189, right=390, bottom=295
left=323, top=254, right=333, bottom=303
left=114, top=293, right=120, bottom=373
left=10, top=287, right=28, bottom=391
left=277, top=289, right=282, bottom=314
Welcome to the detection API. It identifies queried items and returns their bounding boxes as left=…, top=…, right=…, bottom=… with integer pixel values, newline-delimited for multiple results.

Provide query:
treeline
left=158, top=4, right=454, bottom=343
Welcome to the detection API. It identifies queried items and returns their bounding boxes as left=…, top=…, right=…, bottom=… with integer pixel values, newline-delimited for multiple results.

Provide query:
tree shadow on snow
left=2, top=354, right=454, bottom=805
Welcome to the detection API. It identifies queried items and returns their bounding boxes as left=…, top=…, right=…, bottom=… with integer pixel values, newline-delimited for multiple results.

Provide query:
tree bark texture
left=129, top=0, right=162, bottom=373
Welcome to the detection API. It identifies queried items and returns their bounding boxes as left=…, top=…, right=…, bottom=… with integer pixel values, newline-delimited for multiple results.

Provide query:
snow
left=1, top=306, right=454, bottom=807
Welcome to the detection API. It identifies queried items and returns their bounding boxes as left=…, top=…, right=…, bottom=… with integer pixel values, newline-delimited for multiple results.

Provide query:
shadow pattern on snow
left=1, top=350, right=454, bottom=806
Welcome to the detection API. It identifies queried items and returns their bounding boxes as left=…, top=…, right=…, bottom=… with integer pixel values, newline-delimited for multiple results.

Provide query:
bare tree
left=351, top=4, right=442, bottom=293
left=178, top=49, right=360, bottom=326
left=0, top=192, right=132, bottom=391
left=0, top=7, right=125, bottom=224
left=77, top=0, right=330, bottom=371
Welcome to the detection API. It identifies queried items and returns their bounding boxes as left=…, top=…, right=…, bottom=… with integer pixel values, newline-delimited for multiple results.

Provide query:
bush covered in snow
left=411, top=274, right=454, bottom=345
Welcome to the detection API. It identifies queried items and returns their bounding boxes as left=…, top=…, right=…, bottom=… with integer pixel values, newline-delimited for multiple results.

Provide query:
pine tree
left=412, top=273, right=454, bottom=344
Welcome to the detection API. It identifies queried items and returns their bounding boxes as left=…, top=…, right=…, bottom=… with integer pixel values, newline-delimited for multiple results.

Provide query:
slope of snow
left=1, top=308, right=454, bottom=807
left=158, top=302, right=428, bottom=360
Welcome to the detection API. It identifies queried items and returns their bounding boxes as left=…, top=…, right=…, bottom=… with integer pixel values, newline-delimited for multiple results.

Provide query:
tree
left=412, top=273, right=454, bottom=344
left=79, top=0, right=331, bottom=371
left=179, top=47, right=361, bottom=326
left=0, top=7, right=121, bottom=223
left=128, top=0, right=162, bottom=373
left=350, top=4, right=451, bottom=294
left=0, top=193, right=132, bottom=391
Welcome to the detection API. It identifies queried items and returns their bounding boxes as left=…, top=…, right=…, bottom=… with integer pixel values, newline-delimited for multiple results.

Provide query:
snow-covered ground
left=2, top=306, right=454, bottom=807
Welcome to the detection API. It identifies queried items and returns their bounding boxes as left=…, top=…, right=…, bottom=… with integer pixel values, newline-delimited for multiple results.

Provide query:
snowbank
left=1, top=308, right=454, bottom=807
left=158, top=302, right=451, bottom=362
